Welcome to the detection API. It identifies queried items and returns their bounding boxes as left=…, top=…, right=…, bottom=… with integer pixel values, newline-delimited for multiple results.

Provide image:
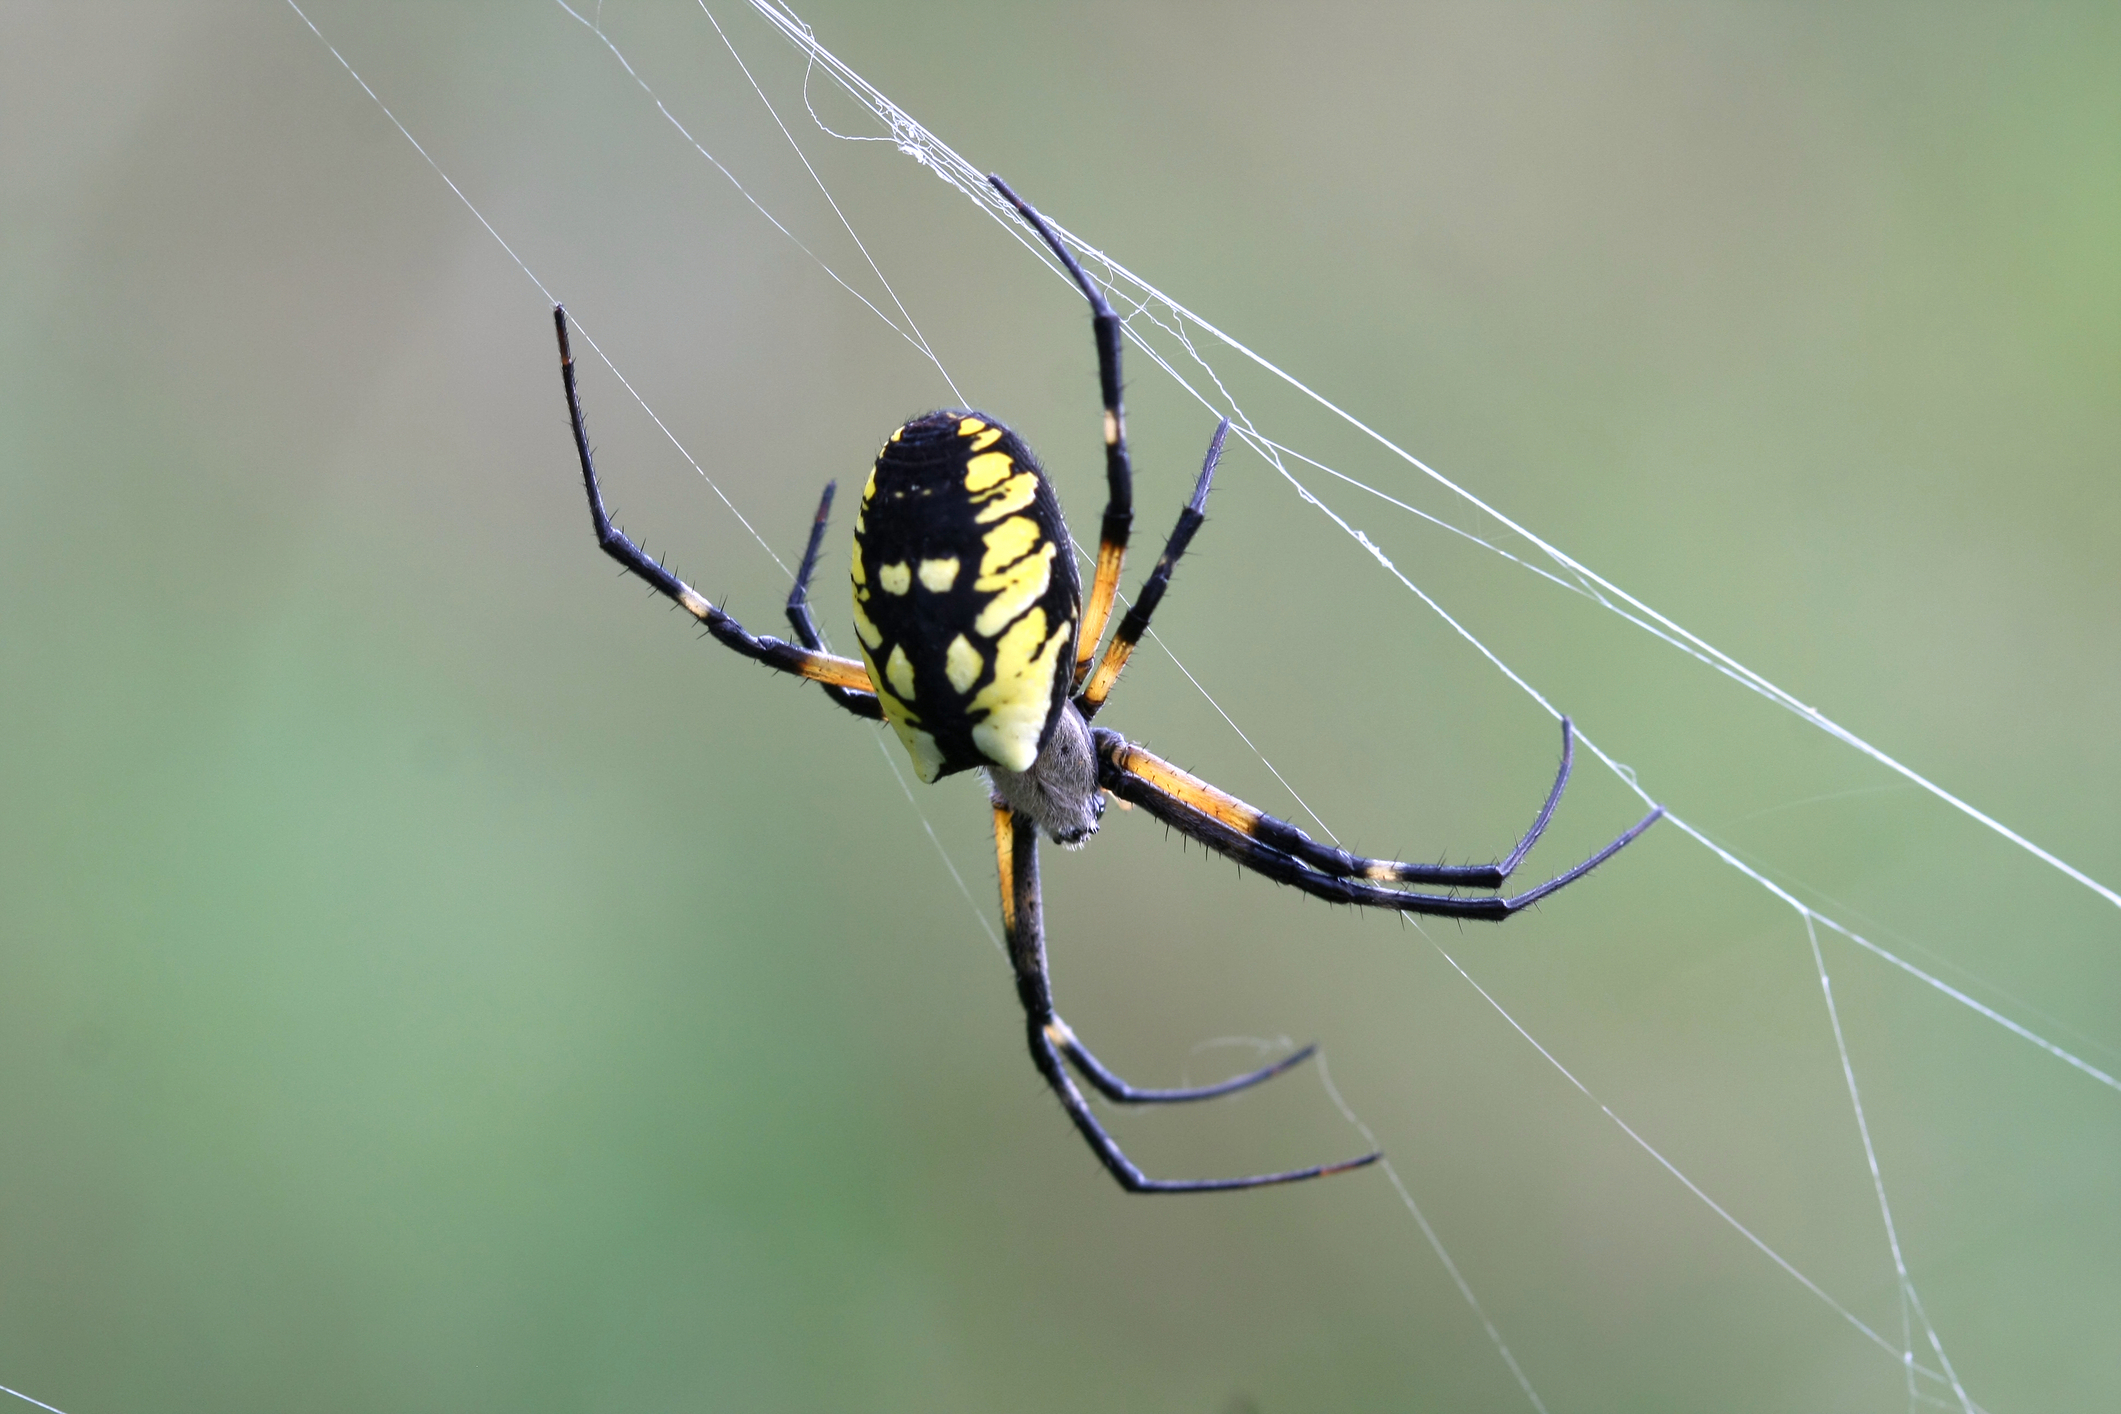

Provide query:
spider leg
left=1051, top=1018, right=1318, bottom=1105
left=1108, top=717, right=1578, bottom=888
left=1095, top=730, right=1664, bottom=919
left=555, top=306, right=879, bottom=720
left=994, top=803, right=1379, bottom=1192
left=1078, top=420, right=1229, bottom=719
left=782, top=479, right=836, bottom=648
left=781, top=480, right=884, bottom=721
left=1030, top=1026, right=1377, bottom=1193
left=988, top=174, right=1134, bottom=690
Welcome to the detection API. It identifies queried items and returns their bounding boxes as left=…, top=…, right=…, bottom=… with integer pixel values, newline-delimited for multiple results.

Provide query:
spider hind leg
left=996, top=802, right=1378, bottom=1193
left=1030, top=1024, right=1379, bottom=1194
left=1050, top=1019, right=1318, bottom=1105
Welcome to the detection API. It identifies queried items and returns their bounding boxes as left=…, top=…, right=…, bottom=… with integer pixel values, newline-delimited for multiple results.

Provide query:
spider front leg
left=989, top=174, right=1135, bottom=689
left=993, top=803, right=1379, bottom=1193
left=1077, top=419, right=1229, bottom=719
left=553, top=305, right=879, bottom=719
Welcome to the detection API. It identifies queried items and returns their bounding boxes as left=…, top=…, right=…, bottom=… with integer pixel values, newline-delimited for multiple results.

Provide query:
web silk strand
left=0, top=1386, right=72, bottom=1414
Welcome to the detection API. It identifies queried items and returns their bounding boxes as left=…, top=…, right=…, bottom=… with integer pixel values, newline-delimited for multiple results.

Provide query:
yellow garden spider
left=553, top=175, right=1664, bottom=1194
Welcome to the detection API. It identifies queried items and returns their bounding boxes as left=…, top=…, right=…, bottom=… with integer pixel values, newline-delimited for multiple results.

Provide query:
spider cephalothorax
left=553, top=174, right=1663, bottom=1193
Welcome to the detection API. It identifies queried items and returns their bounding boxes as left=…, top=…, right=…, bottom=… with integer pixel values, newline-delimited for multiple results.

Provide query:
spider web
left=295, top=2, right=2104, bottom=1409
left=0, top=6, right=2078, bottom=1413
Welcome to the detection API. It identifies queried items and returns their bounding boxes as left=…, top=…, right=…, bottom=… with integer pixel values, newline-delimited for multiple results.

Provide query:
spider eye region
left=853, top=411, right=1082, bottom=783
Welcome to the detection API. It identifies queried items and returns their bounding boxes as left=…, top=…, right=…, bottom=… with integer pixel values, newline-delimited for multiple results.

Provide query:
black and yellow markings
left=853, top=452, right=943, bottom=779
left=1106, top=729, right=1518, bottom=891
left=971, top=515, right=1055, bottom=635
left=1075, top=539, right=1127, bottom=684
left=849, top=538, right=883, bottom=652
left=1075, top=404, right=1128, bottom=682
left=791, top=653, right=876, bottom=692
left=645, top=541, right=873, bottom=694
left=1073, top=387, right=1131, bottom=688
left=1078, top=634, right=1134, bottom=710
left=968, top=604, right=1072, bottom=769
left=993, top=802, right=1017, bottom=936
left=885, top=644, right=917, bottom=700
left=852, top=411, right=1083, bottom=783
left=1078, top=421, right=1224, bottom=718
left=962, top=429, right=1040, bottom=525
left=1103, top=739, right=1266, bottom=841
left=945, top=634, right=982, bottom=692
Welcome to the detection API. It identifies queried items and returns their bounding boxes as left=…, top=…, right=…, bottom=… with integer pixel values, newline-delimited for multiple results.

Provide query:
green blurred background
left=3, top=2, right=2116, bottom=1410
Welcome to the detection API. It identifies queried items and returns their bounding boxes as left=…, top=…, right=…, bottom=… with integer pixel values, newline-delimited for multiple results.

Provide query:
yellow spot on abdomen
left=850, top=597, right=883, bottom=650
left=878, top=561, right=912, bottom=595
left=863, top=644, right=944, bottom=782
left=917, top=557, right=960, bottom=592
left=970, top=610, right=1072, bottom=772
left=964, top=450, right=1014, bottom=493
left=969, top=427, right=1003, bottom=452
left=945, top=634, right=983, bottom=693
left=956, top=416, right=987, bottom=437
left=886, top=644, right=917, bottom=700
left=973, top=541, right=1055, bottom=637
left=973, top=472, right=1038, bottom=524
left=978, top=515, right=1041, bottom=578
left=904, top=729, right=944, bottom=781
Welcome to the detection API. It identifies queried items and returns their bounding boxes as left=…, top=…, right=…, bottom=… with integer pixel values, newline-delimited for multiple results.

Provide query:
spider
left=552, top=174, right=1664, bottom=1194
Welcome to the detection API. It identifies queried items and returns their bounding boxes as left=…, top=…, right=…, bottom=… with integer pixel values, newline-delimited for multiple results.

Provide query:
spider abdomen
left=852, top=411, right=1082, bottom=783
